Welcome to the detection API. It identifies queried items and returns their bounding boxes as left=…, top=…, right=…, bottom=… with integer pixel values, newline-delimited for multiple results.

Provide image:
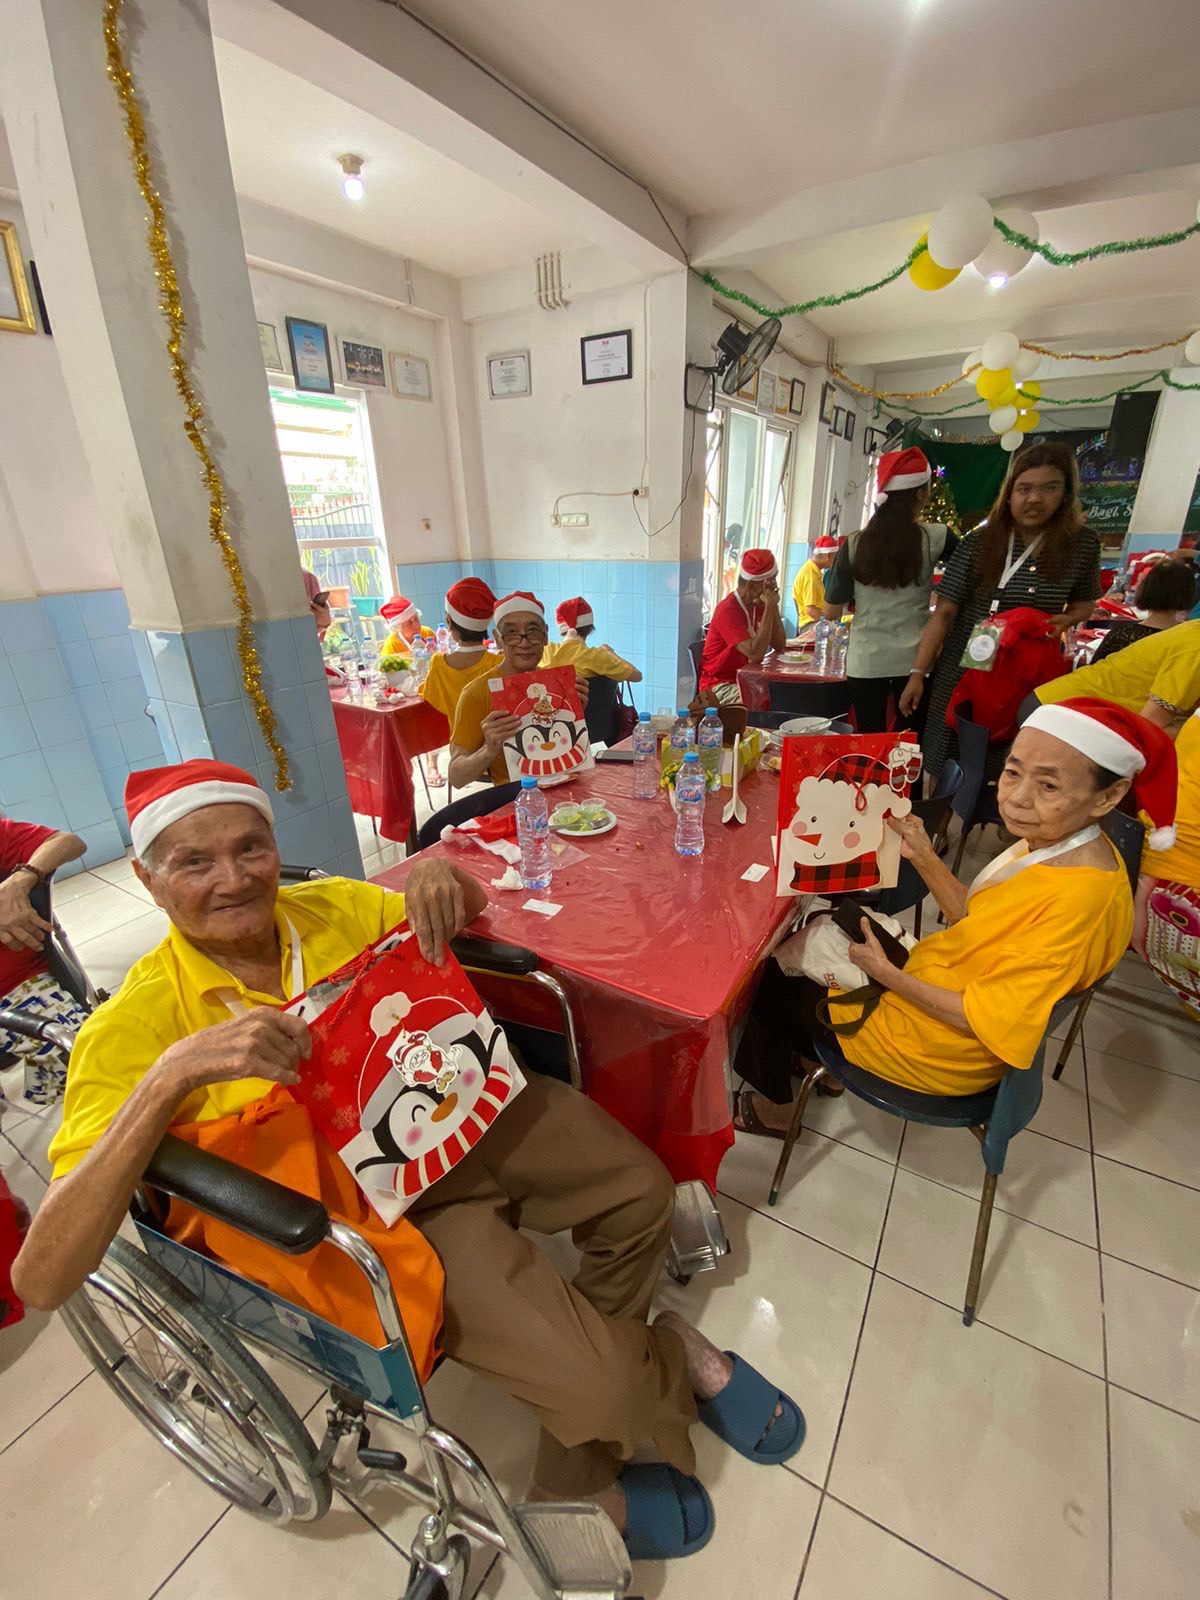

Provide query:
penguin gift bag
left=287, top=927, right=525, bottom=1225
left=490, top=667, right=593, bottom=785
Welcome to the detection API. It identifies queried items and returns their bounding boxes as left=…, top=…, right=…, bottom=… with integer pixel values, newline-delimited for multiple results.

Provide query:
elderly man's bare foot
left=655, top=1309, right=785, bottom=1438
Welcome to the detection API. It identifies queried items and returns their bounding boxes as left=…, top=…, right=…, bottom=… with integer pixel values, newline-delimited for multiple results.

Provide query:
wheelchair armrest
left=0, top=1008, right=76, bottom=1053
left=279, top=864, right=329, bottom=882
left=145, top=1132, right=329, bottom=1256
left=449, top=933, right=538, bottom=975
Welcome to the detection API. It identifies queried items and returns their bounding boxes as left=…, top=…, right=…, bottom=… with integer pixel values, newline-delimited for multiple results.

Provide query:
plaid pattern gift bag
left=287, top=927, right=525, bottom=1226
left=775, top=734, right=922, bottom=897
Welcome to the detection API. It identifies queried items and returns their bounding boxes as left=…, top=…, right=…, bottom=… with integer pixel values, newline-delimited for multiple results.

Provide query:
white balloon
left=1000, top=429, right=1024, bottom=452
left=1012, top=347, right=1042, bottom=381
left=971, top=207, right=1039, bottom=283
left=981, top=331, right=1020, bottom=371
left=962, top=349, right=983, bottom=375
left=928, top=195, right=995, bottom=270
left=1185, top=330, right=1200, bottom=365
left=989, top=405, right=1019, bottom=434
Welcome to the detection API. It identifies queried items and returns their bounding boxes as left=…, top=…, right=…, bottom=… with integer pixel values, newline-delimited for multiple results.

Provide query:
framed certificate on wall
left=580, top=329, right=632, bottom=384
left=390, top=352, right=433, bottom=400
left=488, top=350, right=532, bottom=398
left=285, top=316, right=334, bottom=394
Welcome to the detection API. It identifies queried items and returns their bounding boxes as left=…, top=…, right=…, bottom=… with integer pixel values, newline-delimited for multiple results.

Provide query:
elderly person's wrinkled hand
left=888, top=813, right=933, bottom=863
left=847, top=917, right=895, bottom=985
left=574, top=674, right=590, bottom=706
left=158, top=1009, right=311, bottom=1093
left=481, top=708, right=521, bottom=758
left=406, top=858, right=470, bottom=965
left=0, top=875, right=52, bottom=954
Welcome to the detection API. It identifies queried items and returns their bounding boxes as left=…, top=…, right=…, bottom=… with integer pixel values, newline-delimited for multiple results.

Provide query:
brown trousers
left=408, top=1074, right=698, bottom=1496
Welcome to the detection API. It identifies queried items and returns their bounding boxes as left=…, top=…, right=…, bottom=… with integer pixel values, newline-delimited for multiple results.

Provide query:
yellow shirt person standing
left=541, top=596, right=642, bottom=683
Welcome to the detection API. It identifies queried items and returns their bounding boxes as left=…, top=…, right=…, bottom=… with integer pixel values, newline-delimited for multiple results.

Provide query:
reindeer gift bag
left=775, top=734, right=922, bottom=896
left=490, top=667, right=593, bottom=786
left=288, top=927, right=525, bottom=1226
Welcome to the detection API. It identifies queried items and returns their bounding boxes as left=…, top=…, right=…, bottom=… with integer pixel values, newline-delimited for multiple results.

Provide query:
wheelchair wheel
left=61, top=1237, right=332, bottom=1524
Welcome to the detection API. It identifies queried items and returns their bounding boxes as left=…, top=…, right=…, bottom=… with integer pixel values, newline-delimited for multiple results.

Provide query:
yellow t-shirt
left=792, top=559, right=826, bottom=624
left=420, top=648, right=496, bottom=720
left=1143, top=710, right=1200, bottom=887
left=381, top=625, right=436, bottom=658
left=49, top=878, right=406, bottom=1179
left=1037, top=619, right=1200, bottom=719
left=450, top=671, right=510, bottom=786
left=542, top=637, right=639, bottom=682
left=833, top=846, right=1132, bottom=1096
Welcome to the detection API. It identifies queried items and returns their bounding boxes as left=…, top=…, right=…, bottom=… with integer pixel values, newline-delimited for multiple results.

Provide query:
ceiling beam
left=211, top=0, right=687, bottom=276
left=691, top=109, right=1200, bottom=269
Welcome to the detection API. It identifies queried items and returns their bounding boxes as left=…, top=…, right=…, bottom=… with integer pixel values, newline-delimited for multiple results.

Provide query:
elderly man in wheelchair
left=12, top=759, right=803, bottom=1598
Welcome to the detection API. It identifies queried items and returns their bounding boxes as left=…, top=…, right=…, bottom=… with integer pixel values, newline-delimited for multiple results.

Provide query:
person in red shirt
left=699, top=547, right=786, bottom=702
left=1, top=816, right=88, bottom=1113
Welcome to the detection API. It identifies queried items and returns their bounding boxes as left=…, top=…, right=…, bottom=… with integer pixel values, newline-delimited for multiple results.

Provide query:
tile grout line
left=1081, top=1026, right=1115, bottom=1600
left=143, top=1505, right=232, bottom=1600
left=818, top=1492, right=1011, bottom=1600
left=0, top=1367, right=95, bottom=1460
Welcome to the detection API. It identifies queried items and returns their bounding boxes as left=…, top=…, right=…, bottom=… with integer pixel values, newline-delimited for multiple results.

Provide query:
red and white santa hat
left=874, top=446, right=932, bottom=506
left=125, top=759, right=273, bottom=859
left=492, top=590, right=545, bottom=629
left=380, top=594, right=420, bottom=627
left=1023, top=697, right=1179, bottom=849
left=556, top=596, right=594, bottom=635
left=738, top=547, right=778, bottom=582
left=813, top=535, right=839, bottom=553
left=444, top=576, right=495, bottom=631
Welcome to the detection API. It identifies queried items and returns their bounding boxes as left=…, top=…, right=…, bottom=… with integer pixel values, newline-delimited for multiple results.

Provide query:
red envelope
left=490, top=666, right=592, bottom=785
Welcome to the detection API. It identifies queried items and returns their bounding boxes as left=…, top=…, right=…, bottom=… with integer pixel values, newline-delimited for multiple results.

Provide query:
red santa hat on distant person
left=874, top=446, right=932, bottom=506
left=1023, top=697, right=1179, bottom=849
left=492, top=590, right=545, bottom=629
left=813, top=535, right=838, bottom=554
left=555, top=596, right=594, bottom=635
left=126, top=760, right=273, bottom=859
left=738, top=547, right=777, bottom=582
left=380, top=595, right=420, bottom=627
left=444, top=576, right=495, bottom=631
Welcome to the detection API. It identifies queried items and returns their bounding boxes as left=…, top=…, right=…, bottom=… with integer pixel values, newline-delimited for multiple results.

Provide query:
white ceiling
left=212, top=39, right=585, bottom=277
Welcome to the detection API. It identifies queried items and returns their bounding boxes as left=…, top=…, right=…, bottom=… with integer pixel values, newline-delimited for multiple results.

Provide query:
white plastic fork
left=722, top=733, right=747, bottom=824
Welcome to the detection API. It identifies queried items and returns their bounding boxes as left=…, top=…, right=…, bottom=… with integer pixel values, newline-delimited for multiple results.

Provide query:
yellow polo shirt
left=792, top=559, right=826, bottom=624
left=1037, top=619, right=1200, bottom=719
left=450, top=672, right=510, bottom=785
left=1143, top=711, right=1200, bottom=887
left=420, top=648, right=496, bottom=720
left=49, top=878, right=406, bottom=1179
left=381, top=624, right=435, bottom=658
left=542, top=637, right=639, bottom=682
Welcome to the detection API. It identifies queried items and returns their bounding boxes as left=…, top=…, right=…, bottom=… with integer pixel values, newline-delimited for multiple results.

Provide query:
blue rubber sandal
left=619, top=1462, right=715, bottom=1561
left=698, top=1352, right=806, bottom=1464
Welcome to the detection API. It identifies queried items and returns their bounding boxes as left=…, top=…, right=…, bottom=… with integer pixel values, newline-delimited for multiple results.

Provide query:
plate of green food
left=549, top=800, right=617, bottom=837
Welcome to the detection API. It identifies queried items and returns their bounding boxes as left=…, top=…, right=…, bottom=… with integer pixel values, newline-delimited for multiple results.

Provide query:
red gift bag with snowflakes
left=774, top=734, right=922, bottom=897
left=490, top=667, right=593, bottom=786
left=287, top=926, right=525, bottom=1226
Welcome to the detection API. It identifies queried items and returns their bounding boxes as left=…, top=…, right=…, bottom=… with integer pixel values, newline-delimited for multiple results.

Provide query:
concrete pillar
left=2, top=0, right=361, bottom=874
left=1128, top=383, right=1200, bottom=538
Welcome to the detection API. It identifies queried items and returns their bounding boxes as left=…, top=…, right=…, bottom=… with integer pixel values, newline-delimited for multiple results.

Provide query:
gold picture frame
left=1, top=221, right=37, bottom=335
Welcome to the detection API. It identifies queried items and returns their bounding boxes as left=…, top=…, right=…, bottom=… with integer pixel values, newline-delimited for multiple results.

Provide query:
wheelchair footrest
left=667, top=1181, right=729, bottom=1279
left=514, top=1503, right=632, bottom=1597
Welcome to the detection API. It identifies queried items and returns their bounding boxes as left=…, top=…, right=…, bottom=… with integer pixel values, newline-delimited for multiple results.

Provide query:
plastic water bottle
left=831, top=619, right=850, bottom=676
left=674, top=751, right=706, bottom=857
left=515, top=776, right=551, bottom=889
left=410, top=634, right=431, bottom=684
left=435, top=625, right=452, bottom=654
left=669, top=708, right=695, bottom=759
left=697, top=707, right=723, bottom=790
left=632, top=712, right=658, bottom=800
left=812, top=615, right=832, bottom=674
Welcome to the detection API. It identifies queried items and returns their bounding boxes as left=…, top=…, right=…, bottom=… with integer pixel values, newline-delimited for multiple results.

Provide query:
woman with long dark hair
left=901, top=440, right=1100, bottom=774
left=823, top=447, right=950, bottom=732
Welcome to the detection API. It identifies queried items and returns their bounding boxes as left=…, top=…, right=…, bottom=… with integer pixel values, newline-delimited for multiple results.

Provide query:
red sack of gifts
left=489, top=667, right=592, bottom=785
left=775, top=733, right=921, bottom=896
left=287, top=926, right=525, bottom=1226
left=945, top=606, right=1067, bottom=744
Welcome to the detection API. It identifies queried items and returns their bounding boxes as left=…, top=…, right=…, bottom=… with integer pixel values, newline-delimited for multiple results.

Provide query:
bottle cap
left=520, top=775, right=538, bottom=789
left=704, top=707, right=720, bottom=717
left=638, top=711, right=651, bottom=721
left=676, top=708, right=689, bottom=718
left=683, top=750, right=699, bottom=763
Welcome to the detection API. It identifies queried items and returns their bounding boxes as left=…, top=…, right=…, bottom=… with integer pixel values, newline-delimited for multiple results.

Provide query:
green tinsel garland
left=886, top=368, right=1200, bottom=423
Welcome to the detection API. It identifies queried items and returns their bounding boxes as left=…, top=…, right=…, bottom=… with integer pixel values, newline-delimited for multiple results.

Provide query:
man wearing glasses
left=449, top=591, right=588, bottom=788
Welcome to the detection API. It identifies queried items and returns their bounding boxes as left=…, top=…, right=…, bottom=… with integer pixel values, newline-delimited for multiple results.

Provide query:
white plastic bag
left=774, top=910, right=917, bottom=992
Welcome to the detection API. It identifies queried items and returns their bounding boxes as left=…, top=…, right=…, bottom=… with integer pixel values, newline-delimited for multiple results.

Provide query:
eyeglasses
left=500, top=628, right=548, bottom=643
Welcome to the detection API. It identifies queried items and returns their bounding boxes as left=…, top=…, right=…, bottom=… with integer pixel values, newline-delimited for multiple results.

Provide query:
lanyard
left=967, top=824, right=1100, bottom=900
left=216, top=916, right=303, bottom=1017
left=990, top=532, right=1044, bottom=614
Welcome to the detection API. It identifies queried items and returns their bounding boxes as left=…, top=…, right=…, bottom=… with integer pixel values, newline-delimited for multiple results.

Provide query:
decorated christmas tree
left=925, top=467, right=963, bottom=536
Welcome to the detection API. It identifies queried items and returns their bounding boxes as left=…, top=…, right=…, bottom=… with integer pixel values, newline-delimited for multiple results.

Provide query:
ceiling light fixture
left=338, top=153, right=365, bottom=202
left=987, top=271, right=1009, bottom=290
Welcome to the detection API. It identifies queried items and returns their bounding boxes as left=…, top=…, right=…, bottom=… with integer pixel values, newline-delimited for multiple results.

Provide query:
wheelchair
left=5, top=868, right=730, bottom=1598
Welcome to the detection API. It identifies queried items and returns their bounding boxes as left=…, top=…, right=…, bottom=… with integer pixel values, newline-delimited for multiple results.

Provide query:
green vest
left=844, top=523, right=948, bottom=678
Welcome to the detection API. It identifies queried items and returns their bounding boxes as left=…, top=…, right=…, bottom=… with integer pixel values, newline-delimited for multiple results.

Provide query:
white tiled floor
left=3, top=824, right=1198, bottom=1598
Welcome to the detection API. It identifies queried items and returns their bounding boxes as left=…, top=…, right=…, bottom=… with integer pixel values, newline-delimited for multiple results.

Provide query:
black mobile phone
left=596, top=748, right=636, bottom=764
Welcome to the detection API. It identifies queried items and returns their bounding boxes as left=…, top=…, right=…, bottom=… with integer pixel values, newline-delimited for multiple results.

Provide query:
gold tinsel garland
left=103, top=0, right=290, bottom=790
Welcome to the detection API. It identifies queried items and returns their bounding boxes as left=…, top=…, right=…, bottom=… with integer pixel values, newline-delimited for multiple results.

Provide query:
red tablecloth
left=331, top=690, right=449, bottom=845
left=375, top=759, right=796, bottom=1188
left=738, top=650, right=847, bottom=713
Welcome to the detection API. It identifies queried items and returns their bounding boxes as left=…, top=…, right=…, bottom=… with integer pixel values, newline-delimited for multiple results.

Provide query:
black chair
left=860, top=759, right=964, bottom=939
left=687, top=638, right=705, bottom=700
left=948, top=702, right=1004, bottom=875
left=767, top=678, right=852, bottom=722
left=582, top=675, right=619, bottom=747
left=416, top=781, right=521, bottom=853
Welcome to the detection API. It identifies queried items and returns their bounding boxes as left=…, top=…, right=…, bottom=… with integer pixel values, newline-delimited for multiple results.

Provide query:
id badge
left=961, top=620, right=1001, bottom=671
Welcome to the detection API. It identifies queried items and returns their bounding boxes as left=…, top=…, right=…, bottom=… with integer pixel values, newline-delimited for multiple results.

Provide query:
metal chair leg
left=963, top=1168, right=998, bottom=1326
left=1051, top=991, right=1093, bottom=1081
left=768, top=1064, right=828, bottom=1207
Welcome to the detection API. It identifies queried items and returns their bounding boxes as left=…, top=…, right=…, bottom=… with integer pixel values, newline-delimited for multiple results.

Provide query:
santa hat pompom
left=1147, top=825, right=1177, bottom=851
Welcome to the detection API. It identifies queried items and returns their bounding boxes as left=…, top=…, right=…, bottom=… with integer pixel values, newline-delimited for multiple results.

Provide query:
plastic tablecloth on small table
left=738, top=650, right=847, bottom=713
left=375, top=760, right=796, bottom=1188
left=330, top=689, right=449, bottom=845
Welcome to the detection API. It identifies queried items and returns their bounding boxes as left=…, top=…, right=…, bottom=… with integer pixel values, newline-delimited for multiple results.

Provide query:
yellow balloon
left=1016, top=409, right=1041, bottom=432
left=1016, top=381, right=1042, bottom=402
left=994, top=385, right=1019, bottom=408
left=976, top=367, right=1013, bottom=401
left=909, top=233, right=961, bottom=291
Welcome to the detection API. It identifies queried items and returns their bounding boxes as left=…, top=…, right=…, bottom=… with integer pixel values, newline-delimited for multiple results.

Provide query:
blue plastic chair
left=767, top=987, right=1083, bottom=1325
left=949, top=702, right=1003, bottom=875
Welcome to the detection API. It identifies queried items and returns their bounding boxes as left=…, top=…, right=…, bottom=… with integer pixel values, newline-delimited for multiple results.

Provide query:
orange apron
left=168, top=1086, right=444, bottom=1378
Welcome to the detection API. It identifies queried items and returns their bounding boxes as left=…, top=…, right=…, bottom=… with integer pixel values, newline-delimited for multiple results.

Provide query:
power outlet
left=558, top=512, right=590, bottom=528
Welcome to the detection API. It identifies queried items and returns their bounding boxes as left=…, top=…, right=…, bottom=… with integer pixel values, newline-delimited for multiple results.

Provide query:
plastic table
left=737, top=649, right=847, bottom=713
left=330, top=688, right=449, bottom=846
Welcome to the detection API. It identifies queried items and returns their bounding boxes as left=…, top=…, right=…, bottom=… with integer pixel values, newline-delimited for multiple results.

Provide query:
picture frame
left=258, top=320, right=285, bottom=372
left=341, top=338, right=388, bottom=389
left=788, top=379, right=806, bottom=417
left=819, top=381, right=836, bottom=425
left=736, top=368, right=760, bottom=405
left=773, top=377, right=793, bottom=418
left=0, top=221, right=37, bottom=335
left=488, top=349, right=532, bottom=399
left=864, top=425, right=887, bottom=456
left=285, top=316, right=334, bottom=394
left=832, top=405, right=846, bottom=435
left=580, top=328, right=632, bottom=385
left=843, top=410, right=856, bottom=443
left=757, top=372, right=777, bottom=414
left=390, top=352, right=433, bottom=400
